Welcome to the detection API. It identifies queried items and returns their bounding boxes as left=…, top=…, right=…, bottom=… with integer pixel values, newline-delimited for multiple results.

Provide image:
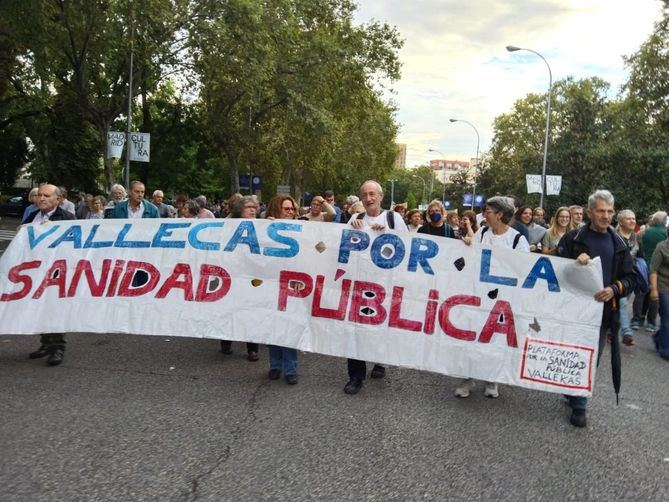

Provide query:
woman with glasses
left=417, top=200, right=458, bottom=239
left=457, top=196, right=530, bottom=399
left=541, top=207, right=571, bottom=256
left=263, top=195, right=301, bottom=384
left=219, top=196, right=261, bottom=361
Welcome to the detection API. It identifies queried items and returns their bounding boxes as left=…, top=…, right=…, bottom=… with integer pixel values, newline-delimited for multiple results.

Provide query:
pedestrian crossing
left=0, top=229, right=17, bottom=242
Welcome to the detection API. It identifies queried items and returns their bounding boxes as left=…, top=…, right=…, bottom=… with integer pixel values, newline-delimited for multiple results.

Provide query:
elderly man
left=22, top=184, right=75, bottom=366
left=344, top=180, right=408, bottom=395
left=58, top=186, right=76, bottom=215
left=194, top=195, right=215, bottom=218
left=151, top=190, right=173, bottom=218
left=104, top=184, right=127, bottom=218
left=110, top=181, right=159, bottom=219
left=557, top=190, right=636, bottom=427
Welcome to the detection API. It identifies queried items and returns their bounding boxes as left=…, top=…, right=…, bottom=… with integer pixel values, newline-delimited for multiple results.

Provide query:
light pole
left=428, top=148, right=446, bottom=202
left=387, top=179, right=398, bottom=209
left=506, top=45, right=552, bottom=208
left=413, top=175, right=426, bottom=205
left=449, top=119, right=480, bottom=210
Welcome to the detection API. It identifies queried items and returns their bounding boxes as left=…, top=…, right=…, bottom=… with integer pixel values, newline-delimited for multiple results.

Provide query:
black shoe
left=370, top=365, right=386, bottom=379
left=268, top=369, right=282, bottom=380
left=220, top=341, right=232, bottom=354
left=247, top=351, right=259, bottom=362
left=570, top=409, right=587, bottom=428
left=29, top=345, right=49, bottom=359
left=344, top=377, right=363, bottom=395
left=47, top=348, right=64, bottom=366
left=285, top=374, right=298, bottom=385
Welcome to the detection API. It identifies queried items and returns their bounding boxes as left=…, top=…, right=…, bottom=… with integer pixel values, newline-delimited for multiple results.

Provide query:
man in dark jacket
left=22, top=184, right=75, bottom=366
left=557, top=189, right=636, bottom=427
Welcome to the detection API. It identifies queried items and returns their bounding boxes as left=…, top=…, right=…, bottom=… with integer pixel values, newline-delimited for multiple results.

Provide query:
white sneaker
left=484, top=382, right=499, bottom=398
left=454, top=379, right=475, bottom=398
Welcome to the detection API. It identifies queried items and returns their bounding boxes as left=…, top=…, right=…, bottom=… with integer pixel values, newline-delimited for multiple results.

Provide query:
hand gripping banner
left=0, top=219, right=603, bottom=396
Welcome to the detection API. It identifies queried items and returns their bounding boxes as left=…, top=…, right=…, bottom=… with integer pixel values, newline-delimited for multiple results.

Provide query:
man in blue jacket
left=109, top=181, right=159, bottom=219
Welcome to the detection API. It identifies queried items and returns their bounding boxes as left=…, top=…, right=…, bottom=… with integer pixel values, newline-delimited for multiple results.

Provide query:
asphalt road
left=1, top=216, right=668, bottom=501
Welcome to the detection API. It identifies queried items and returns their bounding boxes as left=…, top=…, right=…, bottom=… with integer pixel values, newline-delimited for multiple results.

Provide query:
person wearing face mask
left=417, top=200, right=458, bottom=239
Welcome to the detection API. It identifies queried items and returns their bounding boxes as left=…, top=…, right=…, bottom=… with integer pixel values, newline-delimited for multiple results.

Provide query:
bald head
left=36, top=184, right=61, bottom=213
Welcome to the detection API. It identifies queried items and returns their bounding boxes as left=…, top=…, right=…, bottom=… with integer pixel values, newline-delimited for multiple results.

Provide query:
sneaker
left=645, top=323, right=657, bottom=332
left=484, top=382, right=499, bottom=398
left=622, top=335, right=635, bottom=346
left=570, top=409, right=587, bottom=427
left=454, top=379, right=475, bottom=398
left=630, top=319, right=642, bottom=330
left=268, top=369, right=281, bottom=380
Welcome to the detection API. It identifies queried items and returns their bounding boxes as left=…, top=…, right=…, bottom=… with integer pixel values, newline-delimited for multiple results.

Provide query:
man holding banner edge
left=556, top=189, right=636, bottom=427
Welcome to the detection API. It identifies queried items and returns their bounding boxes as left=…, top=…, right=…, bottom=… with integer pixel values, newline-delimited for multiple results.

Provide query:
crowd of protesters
left=15, top=180, right=668, bottom=429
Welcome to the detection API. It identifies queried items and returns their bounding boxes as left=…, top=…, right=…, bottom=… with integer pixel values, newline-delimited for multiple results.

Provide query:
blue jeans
left=619, top=296, right=632, bottom=337
left=655, top=293, right=669, bottom=357
left=268, top=345, right=298, bottom=376
left=568, top=324, right=608, bottom=411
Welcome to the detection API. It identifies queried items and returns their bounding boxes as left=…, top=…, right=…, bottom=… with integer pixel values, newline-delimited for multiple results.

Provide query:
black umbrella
left=610, top=325, right=621, bottom=405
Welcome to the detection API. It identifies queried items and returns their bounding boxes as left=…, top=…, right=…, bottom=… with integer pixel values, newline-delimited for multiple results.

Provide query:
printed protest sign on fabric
left=129, top=132, right=150, bottom=162
left=526, top=174, right=543, bottom=194
left=546, top=175, right=562, bottom=196
left=107, top=132, right=126, bottom=159
left=0, top=220, right=603, bottom=396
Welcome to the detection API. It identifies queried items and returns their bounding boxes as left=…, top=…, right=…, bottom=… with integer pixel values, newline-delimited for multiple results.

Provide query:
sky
left=354, top=0, right=663, bottom=167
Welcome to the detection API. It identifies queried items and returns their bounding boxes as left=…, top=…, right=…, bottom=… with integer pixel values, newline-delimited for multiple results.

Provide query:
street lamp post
left=449, top=119, right=480, bottom=210
left=413, top=175, right=426, bottom=205
left=506, top=45, right=552, bottom=209
left=428, top=148, right=446, bottom=203
left=387, top=179, right=398, bottom=209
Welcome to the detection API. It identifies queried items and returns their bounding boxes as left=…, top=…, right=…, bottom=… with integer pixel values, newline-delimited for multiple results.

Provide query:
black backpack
left=480, top=226, right=522, bottom=248
left=356, top=210, right=395, bottom=229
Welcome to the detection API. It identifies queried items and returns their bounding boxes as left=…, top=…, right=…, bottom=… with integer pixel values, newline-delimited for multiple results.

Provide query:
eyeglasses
left=244, top=205, right=257, bottom=209
left=282, top=206, right=296, bottom=211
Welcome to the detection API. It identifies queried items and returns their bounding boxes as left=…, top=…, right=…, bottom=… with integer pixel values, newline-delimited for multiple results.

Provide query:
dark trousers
left=567, top=323, right=608, bottom=411
left=347, top=359, right=384, bottom=380
left=40, top=333, right=65, bottom=348
left=632, top=291, right=658, bottom=325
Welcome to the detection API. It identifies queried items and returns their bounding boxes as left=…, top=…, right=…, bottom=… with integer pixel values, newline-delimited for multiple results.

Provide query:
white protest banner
left=0, top=220, right=603, bottom=396
left=546, top=175, right=562, bottom=196
left=107, top=131, right=126, bottom=159
left=129, top=132, right=150, bottom=162
left=526, top=174, right=543, bottom=194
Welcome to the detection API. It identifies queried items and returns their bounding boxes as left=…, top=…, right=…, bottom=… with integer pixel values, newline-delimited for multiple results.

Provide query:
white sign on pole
left=276, top=185, right=290, bottom=195
left=526, top=174, right=543, bottom=194
left=546, top=175, right=562, bottom=196
left=129, top=132, right=150, bottom=162
left=0, top=219, right=604, bottom=397
left=107, top=132, right=126, bottom=159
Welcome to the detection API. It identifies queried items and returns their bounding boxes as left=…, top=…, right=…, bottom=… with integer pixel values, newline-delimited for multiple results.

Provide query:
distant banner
left=546, top=175, right=562, bottom=196
left=129, top=132, right=150, bottom=162
left=526, top=174, right=542, bottom=194
left=0, top=220, right=604, bottom=396
left=107, top=131, right=126, bottom=159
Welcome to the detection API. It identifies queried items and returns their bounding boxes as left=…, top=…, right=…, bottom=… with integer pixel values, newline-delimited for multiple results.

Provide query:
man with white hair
left=104, top=184, right=127, bottom=218
left=22, top=184, right=75, bottom=366
left=151, top=190, right=173, bottom=218
left=344, top=180, right=408, bottom=395
left=557, top=189, right=636, bottom=427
